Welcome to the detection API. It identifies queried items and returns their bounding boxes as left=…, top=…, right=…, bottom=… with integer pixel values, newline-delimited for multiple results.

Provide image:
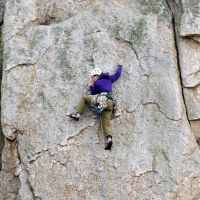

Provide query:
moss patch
left=139, top=0, right=164, bottom=14
left=29, top=29, right=46, bottom=50
left=57, top=28, right=76, bottom=82
left=130, top=19, right=147, bottom=48
left=186, top=0, right=200, bottom=18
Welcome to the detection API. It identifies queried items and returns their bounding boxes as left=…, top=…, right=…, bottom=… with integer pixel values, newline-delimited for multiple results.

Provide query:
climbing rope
left=90, top=119, right=106, bottom=200
left=90, top=113, right=112, bottom=200
left=99, top=113, right=111, bottom=200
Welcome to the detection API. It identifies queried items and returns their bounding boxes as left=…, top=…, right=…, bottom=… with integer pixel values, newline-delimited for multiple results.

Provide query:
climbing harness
left=91, top=92, right=115, bottom=114
left=91, top=92, right=109, bottom=113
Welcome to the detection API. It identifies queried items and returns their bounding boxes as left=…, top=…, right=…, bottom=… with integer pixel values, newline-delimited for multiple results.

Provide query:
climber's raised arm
left=110, top=59, right=123, bottom=82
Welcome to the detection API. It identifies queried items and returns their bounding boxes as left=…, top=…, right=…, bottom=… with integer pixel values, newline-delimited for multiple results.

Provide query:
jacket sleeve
left=89, top=84, right=97, bottom=95
left=110, top=64, right=122, bottom=82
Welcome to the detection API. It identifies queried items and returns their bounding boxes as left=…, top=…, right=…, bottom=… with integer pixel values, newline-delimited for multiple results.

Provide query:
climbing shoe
left=112, top=108, right=121, bottom=118
left=105, top=136, right=113, bottom=150
left=69, top=113, right=80, bottom=121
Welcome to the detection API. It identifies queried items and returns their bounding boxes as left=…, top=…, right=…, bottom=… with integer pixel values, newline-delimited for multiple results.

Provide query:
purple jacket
left=89, top=65, right=122, bottom=95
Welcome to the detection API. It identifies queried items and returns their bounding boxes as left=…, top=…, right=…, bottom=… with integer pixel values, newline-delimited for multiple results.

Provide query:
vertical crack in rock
left=0, top=2, right=4, bottom=171
left=142, top=102, right=181, bottom=121
left=27, top=169, right=38, bottom=199
left=0, top=2, right=20, bottom=199
left=166, top=1, right=200, bottom=148
left=190, top=119, right=200, bottom=147
left=115, top=36, right=140, bottom=60
left=165, top=0, right=191, bottom=125
left=0, top=138, right=21, bottom=199
left=115, top=35, right=146, bottom=75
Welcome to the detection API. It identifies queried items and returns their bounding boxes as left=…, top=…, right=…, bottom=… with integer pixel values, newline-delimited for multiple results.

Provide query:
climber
left=70, top=60, right=123, bottom=150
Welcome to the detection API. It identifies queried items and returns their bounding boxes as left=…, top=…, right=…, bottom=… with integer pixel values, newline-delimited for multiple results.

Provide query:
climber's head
left=90, top=68, right=102, bottom=81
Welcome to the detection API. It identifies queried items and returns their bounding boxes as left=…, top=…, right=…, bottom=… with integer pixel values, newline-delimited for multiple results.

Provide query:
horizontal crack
left=181, top=33, right=200, bottom=38
left=5, top=43, right=54, bottom=72
left=133, top=169, right=156, bottom=177
left=28, top=148, right=50, bottom=164
left=189, top=118, right=200, bottom=122
left=183, top=36, right=200, bottom=46
left=142, top=102, right=181, bottom=121
left=5, top=62, right=36, bottom=72
left=52, top=159, right=67, bottom=166
left=3, top=18, right=42, bottom=43
left=187, top=68, right=200, bottom=77
left=67, top=125, right=93, bottom=144
left=183, top=82, right=200, bottom=89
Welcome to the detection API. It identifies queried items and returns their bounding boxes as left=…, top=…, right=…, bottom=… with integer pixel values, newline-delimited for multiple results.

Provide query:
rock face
left=0, top=1, right=20, bottom=199
left=1, top=0, right=200, bottom=199
left=0, top=0, right=4, bottom=25
left=179, top=0, right=200, bottom=146
left=0, top=0, right=5, bottom=169
left=0, top=17, right=3, bottom=171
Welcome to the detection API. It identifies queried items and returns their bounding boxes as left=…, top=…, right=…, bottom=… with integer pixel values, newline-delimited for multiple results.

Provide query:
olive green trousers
left=76, top=95, right=112, bottom=137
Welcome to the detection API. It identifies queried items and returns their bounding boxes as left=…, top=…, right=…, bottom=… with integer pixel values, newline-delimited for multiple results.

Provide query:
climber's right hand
left=118, top=59, right=124, bottom=65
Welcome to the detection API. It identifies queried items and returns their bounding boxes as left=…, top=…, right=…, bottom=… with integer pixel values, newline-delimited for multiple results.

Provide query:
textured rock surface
left=1, top=0, right=200, bottom=199
left=179, top=0, right=200, bottom=145
left=0, top=1, right=20, bottom=198
left=0, top=25, right=4, bottom=170
left=0, top=0, right=5, bottom=25
left=0, top=0, right=4, bottom=172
